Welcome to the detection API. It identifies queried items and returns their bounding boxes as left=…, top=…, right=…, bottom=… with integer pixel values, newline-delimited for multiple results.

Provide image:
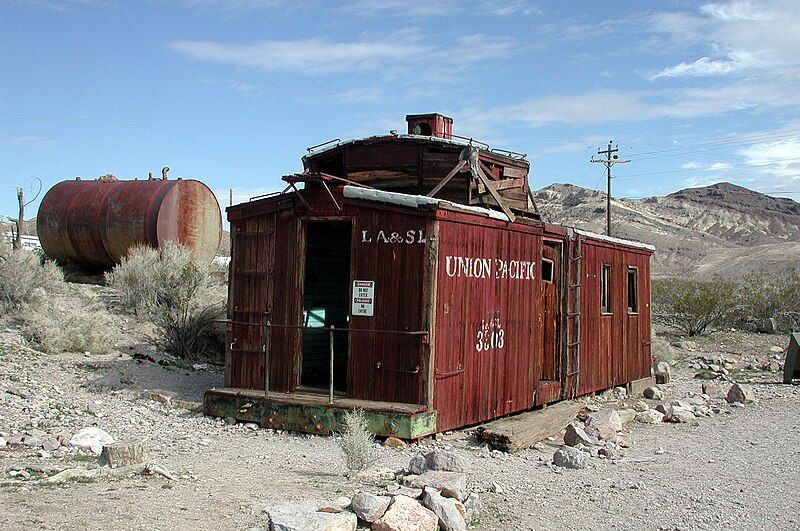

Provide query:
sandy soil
left=1, top=328, right=798, bottom=531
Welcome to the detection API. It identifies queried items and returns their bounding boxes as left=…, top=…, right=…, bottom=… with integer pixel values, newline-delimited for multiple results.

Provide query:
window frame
left=627, top=266, right=639, bottom=314
left=600, top=263, right=612, bottom=315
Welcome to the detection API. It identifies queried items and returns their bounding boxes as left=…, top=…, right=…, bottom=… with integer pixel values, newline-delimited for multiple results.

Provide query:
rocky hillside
left=533, top=182, right=800, bottom=278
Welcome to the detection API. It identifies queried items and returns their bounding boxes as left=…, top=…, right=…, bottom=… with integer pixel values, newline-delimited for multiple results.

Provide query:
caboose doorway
left=300, top=222, right=352, bottom=393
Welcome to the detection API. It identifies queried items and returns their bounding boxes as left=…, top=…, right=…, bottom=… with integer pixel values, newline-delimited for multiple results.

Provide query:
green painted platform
left=204, top=387, right=437, bottom=439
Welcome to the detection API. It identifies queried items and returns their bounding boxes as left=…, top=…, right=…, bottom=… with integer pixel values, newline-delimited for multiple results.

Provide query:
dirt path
left=1, top=329, right=799, bottom=530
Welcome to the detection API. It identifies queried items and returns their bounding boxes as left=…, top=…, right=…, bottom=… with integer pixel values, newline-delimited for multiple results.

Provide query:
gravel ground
left=1, top=326, right=798, bottom=531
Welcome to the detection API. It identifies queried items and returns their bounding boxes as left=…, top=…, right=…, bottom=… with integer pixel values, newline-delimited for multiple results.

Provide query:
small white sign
left=352, top=280, right=375, bottom=317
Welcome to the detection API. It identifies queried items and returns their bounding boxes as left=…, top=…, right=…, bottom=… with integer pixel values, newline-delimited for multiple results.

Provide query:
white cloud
left=170, top=33, right=512, bottom=79
left=652, top=56, right=743, bottom=79
left=346, top=0, right=461, bottom=17
left=651, top=1, right=800, bottom=80
left=740, top=137, right=800, bottom=178
left=170, top=38, right=432, bottom=74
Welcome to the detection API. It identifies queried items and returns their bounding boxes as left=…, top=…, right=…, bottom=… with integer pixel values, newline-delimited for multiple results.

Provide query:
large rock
left=585, top=420, right=617, bottom=441
left=615, top=409, right=637, bottom=425
left=372, top=495, right=438, bottom=531
left=408, top=450, right=467, bottom=475
left=727, top=384, right=756, bottom=404
left=701, top=382, right=723, bottom=398
left=563, top=424, right=597, bottom=447
left=421, top=487, right=467, bottom=531
left=265, top=502, right=357, bottom=531
left=552, top=446, right=587, bottom=469
left=643, top=386, right=664, bottom=400
left=635, top=410, right=664, bottom=424
left=463, top=493, right=482, bottom=522
left=664, top=407, right=699, bottom=425
left=69, top=427, right=114, bottom=455
left=350, top=492, right=391, bottom=523
left=100, top=438, right=149, bottom=468
left=588, top=410, right=623, bottom=432
left=409, top=471, right=468, bottom=501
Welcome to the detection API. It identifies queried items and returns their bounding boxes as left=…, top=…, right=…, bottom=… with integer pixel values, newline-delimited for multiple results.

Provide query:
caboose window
left=601, top=264, right=612, bottom=314
left=627, top=267, right=638, bottom=313
left=542, top=258, right=554, bottom=283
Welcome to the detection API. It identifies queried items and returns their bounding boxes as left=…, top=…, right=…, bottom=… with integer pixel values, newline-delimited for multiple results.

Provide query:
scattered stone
left=615, top=432, right=633, bottom=448
left=409, top=471, right=468, bottom=500
left=224, top=417, right=236, bottom=425
left=635, top=410, right=664, bottom=424
left=615, top=409, right=637, bottom=425
left=664, top=407, right=699, bottom=426
left=552, top=446, right=588, bottom=469
left=0, top=437, right=6, bottom=447
left=631, top=400, right=649, bottom=412
left=373, top=495, right=438, bottom=531
left=350, top=492, right=391, bottom=523
left=387, top=486, right=423, bottom=498
left=463, top=493, right=482, bottom=521
left=585, top=420, right=617, bottom=442
left=41, top=437, right=60, bottom=452
left=727, top=383, right=756, bottom=404
left=489, top=482, right=503, bottom=494
left=384, top=437, right=407, bottom=448
left=653, top=361, right=671, bottom=384
left=5, top=384, right=31, bottom=399
left=356, top=466, right=397, bottom=484
left=563, top=424, right=597, bottom=447
left=22, top=436, right=44, bottom=448
left=770, top=345, right=785, bottom=354
left=701, top=382, right=723, bottom=397
left=655, top=447, right=665, bottom=455
left=69, top=427, right=114, bottom=455
left=265, top=501, right=357, bottom=531
left=598, top=446, right=617, bottom=459
left=421, top=487, right=468, bottom=531
left=100, top=438, right=150, bottom=468
left=588, top=410, right=623, bottom=432
left=672, top=340, right=697, bottom=351
left=643, top=386, right=664, bottom=400
left=409, top=450, right=468, bottom=474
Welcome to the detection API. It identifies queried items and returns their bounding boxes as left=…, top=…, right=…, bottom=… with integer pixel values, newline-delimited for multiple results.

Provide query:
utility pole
left=591, top=141, right=629, bottom=236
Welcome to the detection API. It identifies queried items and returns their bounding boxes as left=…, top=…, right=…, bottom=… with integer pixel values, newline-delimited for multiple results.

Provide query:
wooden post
left=328, top=325, right=335, bottom=405
left=12, top=187, right=23, bottom=251
left=263, top=321, right=271, bottom=396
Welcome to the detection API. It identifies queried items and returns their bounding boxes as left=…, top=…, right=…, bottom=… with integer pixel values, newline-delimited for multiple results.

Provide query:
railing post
left=263, top=321, right=271, bottom=396
left=328, top=325, right=335, bottom=405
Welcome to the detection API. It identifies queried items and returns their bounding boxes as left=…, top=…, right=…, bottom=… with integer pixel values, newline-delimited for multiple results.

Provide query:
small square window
left=627, top=267, right=638, bottom=313
left=601, top=264, right=612, bottom=314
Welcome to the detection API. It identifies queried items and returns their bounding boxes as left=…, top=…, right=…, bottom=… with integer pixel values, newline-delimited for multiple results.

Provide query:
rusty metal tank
left=37, top=175, right=222, bottom=270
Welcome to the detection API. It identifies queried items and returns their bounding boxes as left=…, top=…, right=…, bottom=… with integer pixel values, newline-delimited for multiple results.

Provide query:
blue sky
left=3, top=0, right=800, bottom=223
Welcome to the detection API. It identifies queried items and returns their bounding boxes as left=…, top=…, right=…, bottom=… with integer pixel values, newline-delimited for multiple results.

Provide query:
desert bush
left=21, top=295, right=120, bottom=354
left=107, top=243, right=226, bottom=360
left=0, top=247, right=63, bottom=312
left=651, top=334, right=675, bottom=364
left=337, top=409, right=378, bottom=475
left=737, top=266, right=800, bottom=324
left=652, top=277, right=740, bottom=336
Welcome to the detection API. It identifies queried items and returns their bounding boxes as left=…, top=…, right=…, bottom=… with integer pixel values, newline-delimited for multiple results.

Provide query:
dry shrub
left=337, top=409, right=378, bottom=475
left=21, top=295, right=120, bottom=354
left=0, top=247, right=63, bottom=312
left=651, top=335, right=675, bottom=364
left=652, top=277, right=740, bottom=337
left=107, top=243, right=226, bottom=360
left=737, top=266, right=800, bottom=331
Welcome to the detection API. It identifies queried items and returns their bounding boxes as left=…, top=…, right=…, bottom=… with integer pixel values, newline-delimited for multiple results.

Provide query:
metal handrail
left=223, top=320, right=428, bottom=405
left=306, top=138, right=341, bottom=152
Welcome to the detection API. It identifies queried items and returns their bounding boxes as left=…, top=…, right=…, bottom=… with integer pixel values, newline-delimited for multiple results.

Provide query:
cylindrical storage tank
left=37, top=177, right=222, bottom=270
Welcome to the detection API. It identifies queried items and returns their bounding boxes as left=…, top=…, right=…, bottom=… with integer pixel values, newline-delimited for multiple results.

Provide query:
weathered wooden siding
left=433, top=212, right=544, bottom=431
left=577, top=240, right=652, bottom=395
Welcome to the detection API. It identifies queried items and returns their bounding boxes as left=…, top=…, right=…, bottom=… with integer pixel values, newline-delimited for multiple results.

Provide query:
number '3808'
left=476, top=318, right=505, bottom=351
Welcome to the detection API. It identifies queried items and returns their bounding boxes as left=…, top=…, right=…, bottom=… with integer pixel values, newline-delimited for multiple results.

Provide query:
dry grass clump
left=21, top=294, right=120, bottom=354
left=0, top=247, right=63, bottom=312
left=107, top=243, right=225, bottom=360
left=337, top=409, right=379, bottom=475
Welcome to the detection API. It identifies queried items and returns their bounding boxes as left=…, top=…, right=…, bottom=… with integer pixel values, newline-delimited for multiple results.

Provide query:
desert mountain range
left=533, top=182, right=800, bottom=279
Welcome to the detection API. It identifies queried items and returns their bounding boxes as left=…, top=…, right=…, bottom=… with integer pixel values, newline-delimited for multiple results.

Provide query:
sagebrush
left=0, top=247, right=63, bottom=312
left=107, top=243, right=225, bottom=360
left=21, top=295, right=120, bottom=354
left=337, top=409, right=378, bottom=475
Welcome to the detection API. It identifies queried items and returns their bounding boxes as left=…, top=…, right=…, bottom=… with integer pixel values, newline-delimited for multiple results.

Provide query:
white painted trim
left=574, top=228, right=655, bottom=252
left=342, top=186, right=511, bottom=222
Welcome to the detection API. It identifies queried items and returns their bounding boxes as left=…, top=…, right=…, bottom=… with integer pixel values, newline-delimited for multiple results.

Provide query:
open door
left=300, top=221, right=352, bottom=393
